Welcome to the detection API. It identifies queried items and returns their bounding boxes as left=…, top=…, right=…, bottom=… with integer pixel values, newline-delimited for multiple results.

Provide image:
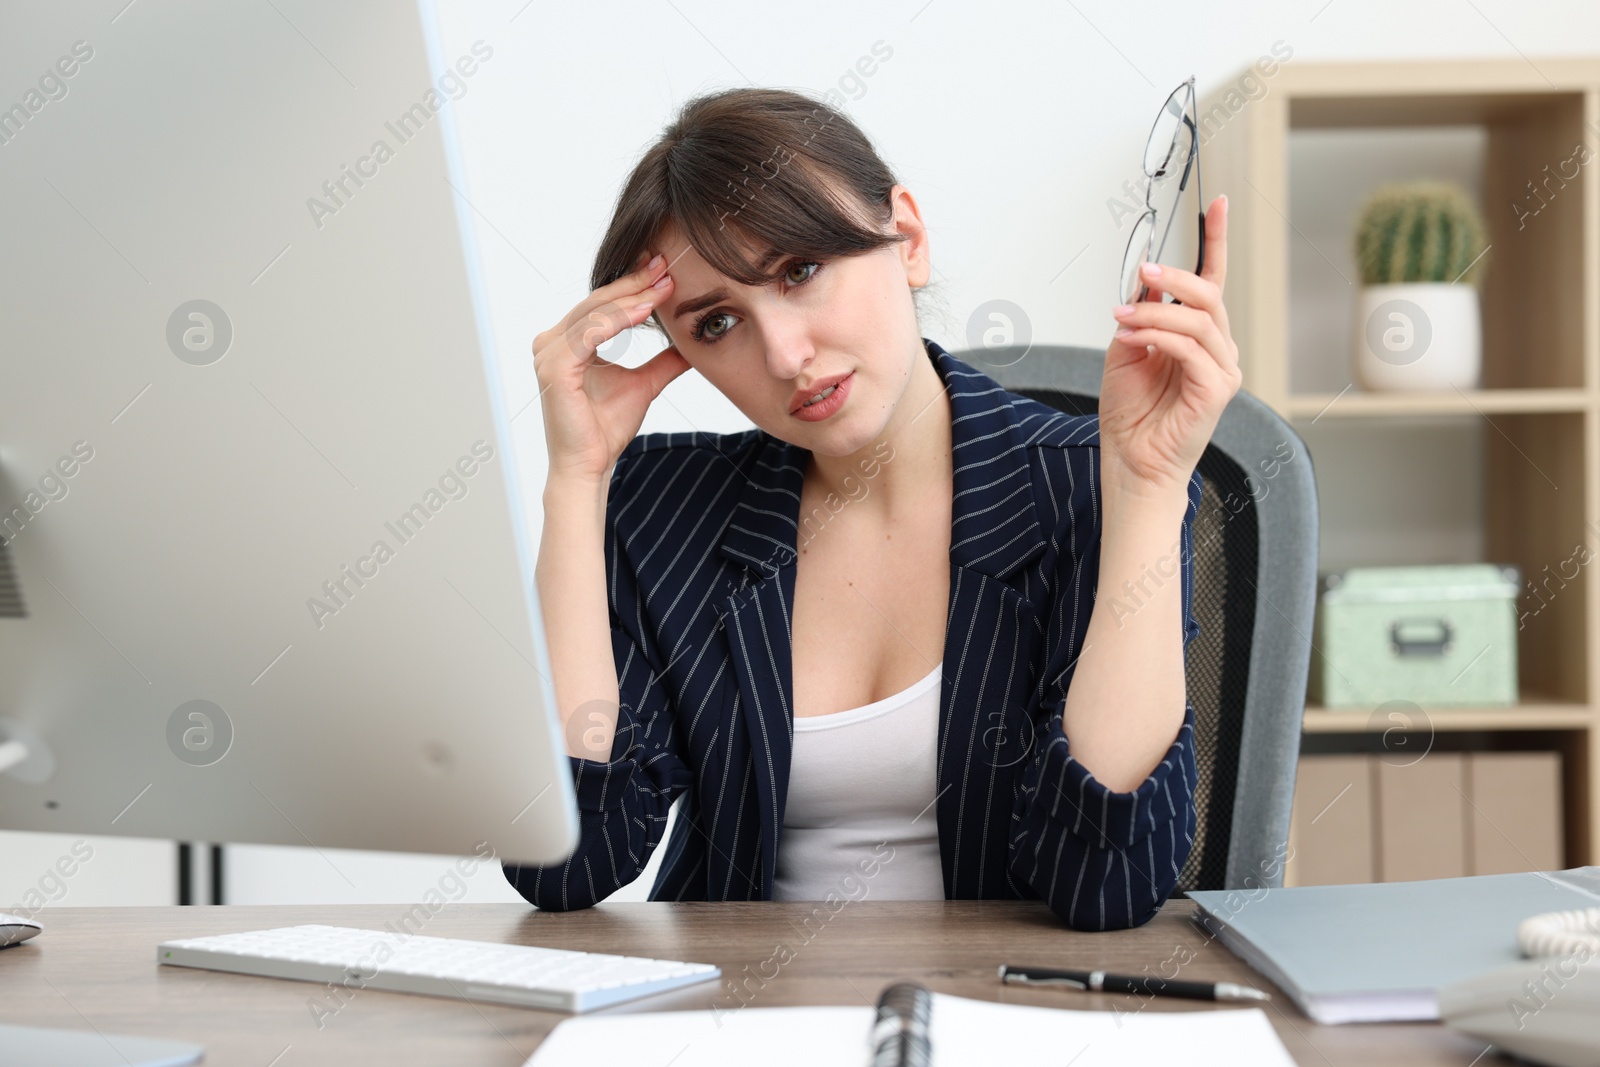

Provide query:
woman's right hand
left=533, top=251, right=691, bottom=486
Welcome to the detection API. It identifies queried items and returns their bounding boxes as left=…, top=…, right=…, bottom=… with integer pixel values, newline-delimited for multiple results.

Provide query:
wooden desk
left=1, top=900, right=1500, bottom=1065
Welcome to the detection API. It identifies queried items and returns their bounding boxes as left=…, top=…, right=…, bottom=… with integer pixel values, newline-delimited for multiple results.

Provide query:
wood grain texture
left=0, top=901, right=1501, bottom=1066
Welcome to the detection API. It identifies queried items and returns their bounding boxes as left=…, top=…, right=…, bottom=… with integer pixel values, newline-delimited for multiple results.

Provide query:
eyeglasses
left=1119, top=75, right=1205, bottom=306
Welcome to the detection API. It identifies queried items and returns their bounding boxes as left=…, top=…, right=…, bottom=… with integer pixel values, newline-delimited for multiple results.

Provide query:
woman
left=506, top=87, right=1241, bottom=930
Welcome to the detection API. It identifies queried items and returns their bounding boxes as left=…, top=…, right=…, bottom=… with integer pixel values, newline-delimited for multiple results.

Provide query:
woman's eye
left=691, top=310, right=736, bottom=344
left=786, top=261, right=820, bottom=285
left=691, top=260, right=822, bottom=345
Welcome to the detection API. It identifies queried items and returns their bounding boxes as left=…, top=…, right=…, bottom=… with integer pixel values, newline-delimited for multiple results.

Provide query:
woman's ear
left=888, top=183, right=931, bottom=289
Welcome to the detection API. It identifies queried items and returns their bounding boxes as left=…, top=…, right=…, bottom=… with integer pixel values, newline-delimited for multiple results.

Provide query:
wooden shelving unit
left=1203, top=58, right=1600, bottom=868
left=1284, top=388, right=1590, bottom=419
left=1302, top=702, right=1594, bottom=734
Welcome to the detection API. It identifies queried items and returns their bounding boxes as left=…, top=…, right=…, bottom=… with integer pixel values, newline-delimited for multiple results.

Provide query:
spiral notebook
left=523, top=992, right=1296, bottom=1066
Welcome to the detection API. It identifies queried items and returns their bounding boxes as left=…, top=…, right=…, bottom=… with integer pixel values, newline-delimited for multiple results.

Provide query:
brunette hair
left=591, top=87, right=925, bottom=337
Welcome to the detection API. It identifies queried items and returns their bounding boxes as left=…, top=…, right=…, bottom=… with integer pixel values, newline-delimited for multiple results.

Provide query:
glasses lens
left=1143, top=85, right=1191, bottom=179
left=1136, top=81, right=1196, bottom=296
left=1120, top=211, right=1155, bottom=304
left=1147, top=132, right=1188, bottom=258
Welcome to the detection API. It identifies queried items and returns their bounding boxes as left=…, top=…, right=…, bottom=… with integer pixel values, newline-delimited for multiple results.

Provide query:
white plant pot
left=1352, top=282, right=1482, bottom=391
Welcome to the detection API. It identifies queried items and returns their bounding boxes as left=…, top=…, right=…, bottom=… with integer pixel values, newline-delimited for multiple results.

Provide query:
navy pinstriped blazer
left=504, top=339, right=1203, bottom=930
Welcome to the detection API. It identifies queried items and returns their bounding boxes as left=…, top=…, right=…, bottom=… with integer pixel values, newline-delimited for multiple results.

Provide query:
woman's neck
left=803, top=342, right=952, bottom=520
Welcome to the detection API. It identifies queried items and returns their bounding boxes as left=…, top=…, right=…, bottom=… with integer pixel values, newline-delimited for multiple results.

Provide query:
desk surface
left=2, top=900, right=1500, bottom=1066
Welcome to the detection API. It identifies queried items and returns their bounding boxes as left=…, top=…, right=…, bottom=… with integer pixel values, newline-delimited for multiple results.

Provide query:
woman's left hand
left=1099, top=194, right=1242, bottom=501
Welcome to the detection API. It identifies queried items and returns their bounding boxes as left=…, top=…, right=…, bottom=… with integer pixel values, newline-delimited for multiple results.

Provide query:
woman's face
left=647, top=183, right=932, bottom=457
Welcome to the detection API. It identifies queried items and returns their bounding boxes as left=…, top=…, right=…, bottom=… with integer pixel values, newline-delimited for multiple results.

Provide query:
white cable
left=1518, top=908, right=1600, bottom=959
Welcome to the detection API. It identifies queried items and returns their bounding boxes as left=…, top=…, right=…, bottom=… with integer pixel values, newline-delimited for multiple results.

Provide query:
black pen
left=998, top=964, right=1270, bottom=1003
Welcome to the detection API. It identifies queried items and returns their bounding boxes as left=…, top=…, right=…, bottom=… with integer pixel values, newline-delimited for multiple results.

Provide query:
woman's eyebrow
left=671, top=287, right=730, bottom=320
left=669, top=249, right=787, bottom=319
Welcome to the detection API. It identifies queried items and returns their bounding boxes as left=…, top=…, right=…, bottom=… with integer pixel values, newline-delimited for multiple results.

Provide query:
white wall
left=1288, top=127, right=1489, bottom=571
left=0, top=833, right=173, bottom=913
left=5, top=0, right=1599, bottom=909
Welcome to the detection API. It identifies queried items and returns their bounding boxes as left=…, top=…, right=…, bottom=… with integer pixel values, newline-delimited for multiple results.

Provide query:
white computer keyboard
left=157, top=924, right=721, bottom=1013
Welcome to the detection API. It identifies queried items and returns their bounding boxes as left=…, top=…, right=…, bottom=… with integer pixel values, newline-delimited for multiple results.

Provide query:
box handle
left=1389, top=617, right=1452, bottom=658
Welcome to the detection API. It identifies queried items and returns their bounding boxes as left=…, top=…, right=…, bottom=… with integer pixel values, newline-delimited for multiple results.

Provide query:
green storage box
left=1310, top=563, right=1520, bottom=708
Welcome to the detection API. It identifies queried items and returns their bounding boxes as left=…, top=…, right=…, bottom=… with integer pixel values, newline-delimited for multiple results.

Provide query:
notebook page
left=524, top=997, right=1295, bottom=1066
left=525, top=1004, right=874, bottom=1066
left=928, top=995, right=1295, bottom=1065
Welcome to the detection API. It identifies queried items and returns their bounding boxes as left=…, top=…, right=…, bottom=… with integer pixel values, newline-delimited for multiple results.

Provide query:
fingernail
left=1115, top=328, right=1134, bottom=338
left=1113, top=304, right=1134, bottom=317
left=651, top=272, right=672, bottom=289
left=648, top=254, right=665, bottom=270
left=632, top=302, right=654, bottom=313
left=1220, top=194, right=1228, bottom=208
left=1142, top=262, right=1162, bottom=277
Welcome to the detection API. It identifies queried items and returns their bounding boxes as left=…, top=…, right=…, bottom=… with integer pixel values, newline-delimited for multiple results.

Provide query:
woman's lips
left=791, top=371, right=853, bottom=422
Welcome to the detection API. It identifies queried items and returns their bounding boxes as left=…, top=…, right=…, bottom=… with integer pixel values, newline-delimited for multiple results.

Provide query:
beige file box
left=1285, top=755, right=1376, bottom=887
left=1465, top=752, right=1562, bottom=875
left=1376, top=754, right=1467, bottom=882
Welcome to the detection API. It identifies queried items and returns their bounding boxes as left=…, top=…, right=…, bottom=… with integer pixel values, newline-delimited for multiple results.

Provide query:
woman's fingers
left=574, top=280, right=672, bottom=359
left=546, top=266, right=675, bottom=374
left=1137, top=261, right=1221, bottom=315
left=1201, top=195, right=1227, bottom=295
left=1113, top=296, right=1237, bottom=374
left=534, top=252, right=662, bottom=351
left=557, top=252, right=674, bottom=338
left=640, top=343, right=692, bottom=399
left=1111, top=325, right=1230, bottom=394
left=1132, top=255, right=1228, bottom=348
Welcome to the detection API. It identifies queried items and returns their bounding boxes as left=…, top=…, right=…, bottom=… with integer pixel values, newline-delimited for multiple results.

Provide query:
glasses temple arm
left=1189, top=106, right=1206, bottom=279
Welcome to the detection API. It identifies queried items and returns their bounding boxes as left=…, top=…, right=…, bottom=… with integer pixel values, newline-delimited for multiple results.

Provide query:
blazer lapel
left=930, top=343, right=1056, bottom=897
left=716, top=433, right=807, bottom=897
left=940, top=343, right=1049, bottom=581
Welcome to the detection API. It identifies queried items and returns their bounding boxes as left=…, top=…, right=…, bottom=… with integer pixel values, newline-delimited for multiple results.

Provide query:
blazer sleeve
left=1006, top=463, right=1204, bottom=931
left=503, top=446, right=695, bottom=911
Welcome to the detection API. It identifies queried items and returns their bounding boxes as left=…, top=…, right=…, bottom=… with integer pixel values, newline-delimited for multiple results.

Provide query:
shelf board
left=1288, top=89, right=1586, bottom=129
left=1303, top=701, right=1594, bottom=733
left=1285, top=388, right=1590, bottom=420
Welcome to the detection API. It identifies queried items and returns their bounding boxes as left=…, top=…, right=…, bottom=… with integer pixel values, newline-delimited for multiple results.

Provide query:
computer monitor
left=0, top=0, right=578, bottom=869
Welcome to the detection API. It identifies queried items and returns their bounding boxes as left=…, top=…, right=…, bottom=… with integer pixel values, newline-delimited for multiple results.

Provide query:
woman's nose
left=759, top=313, right=816, bottom=381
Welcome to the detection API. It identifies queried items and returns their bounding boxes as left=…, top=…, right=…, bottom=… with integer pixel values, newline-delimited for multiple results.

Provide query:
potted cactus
left=1352, top=181, right=1489, bottom=391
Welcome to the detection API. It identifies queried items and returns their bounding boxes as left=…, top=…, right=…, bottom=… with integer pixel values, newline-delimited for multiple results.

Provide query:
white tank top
left=772, top=662, right=946, bottom=901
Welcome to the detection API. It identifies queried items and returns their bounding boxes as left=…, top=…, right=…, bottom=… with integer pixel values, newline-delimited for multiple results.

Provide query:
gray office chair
left=958, top=344, right=1318, bottom=894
